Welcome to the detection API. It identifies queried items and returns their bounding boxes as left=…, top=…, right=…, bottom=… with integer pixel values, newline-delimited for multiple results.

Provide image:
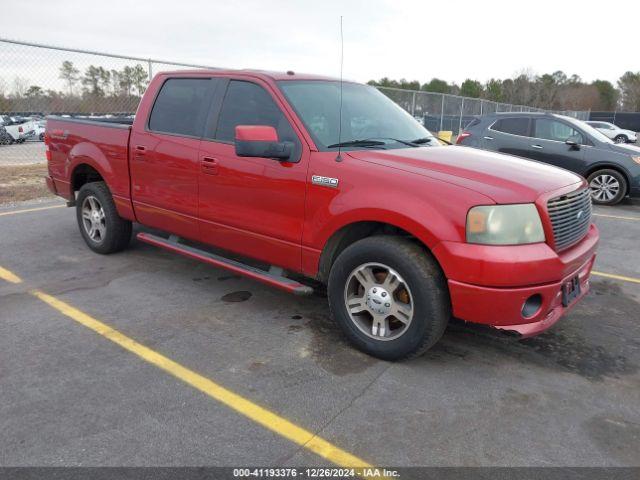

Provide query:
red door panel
left=197, top=140, right=308, bottom=272
left=130, top=130, right=200, bottom=239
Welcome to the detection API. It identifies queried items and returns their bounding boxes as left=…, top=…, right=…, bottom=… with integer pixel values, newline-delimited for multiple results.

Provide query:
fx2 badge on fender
left=312, top=175, right=339, bottom=188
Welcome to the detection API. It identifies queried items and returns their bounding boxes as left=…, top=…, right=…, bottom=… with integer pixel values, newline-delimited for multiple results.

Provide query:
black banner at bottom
left=0, top=467, right=638, bottom=480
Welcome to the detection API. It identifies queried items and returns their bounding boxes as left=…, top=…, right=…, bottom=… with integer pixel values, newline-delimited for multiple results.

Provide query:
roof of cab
left=158, top=69, right=344, bottom=82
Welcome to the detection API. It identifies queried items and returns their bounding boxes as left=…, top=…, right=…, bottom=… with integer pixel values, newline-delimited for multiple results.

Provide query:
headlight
left=632, top=156, right=640, bottom=165
left=466, top=204, right=545, bottom=245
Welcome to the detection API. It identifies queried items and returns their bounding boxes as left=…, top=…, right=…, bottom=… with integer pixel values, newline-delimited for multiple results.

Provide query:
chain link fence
left=0, top=37, right=588, bottom=163
left=377, top=87, right=589, bottom=136
left=0, top=38, right=215, bottom=119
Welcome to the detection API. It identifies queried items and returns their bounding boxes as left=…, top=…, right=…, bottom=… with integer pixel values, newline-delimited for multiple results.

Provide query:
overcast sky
left=1, top=0, right=638, bottom=86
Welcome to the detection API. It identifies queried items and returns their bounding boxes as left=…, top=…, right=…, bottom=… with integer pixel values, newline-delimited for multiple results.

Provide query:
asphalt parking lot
left=0, top=198, right=639, bottom=469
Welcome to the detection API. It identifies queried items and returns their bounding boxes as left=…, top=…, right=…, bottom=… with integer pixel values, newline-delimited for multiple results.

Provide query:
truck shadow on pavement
left=290, top=277, right=638, bottom=381
left=110, top=236, right=640, bottom=382
left=419, top=279, right=639, bottom=381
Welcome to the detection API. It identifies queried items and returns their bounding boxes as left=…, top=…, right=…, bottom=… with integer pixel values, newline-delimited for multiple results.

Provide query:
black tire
left=614, top=135, right=627, bottom=144
left=76, top=181, right=132, bottom=254
left=328, top=236, right=450, bottom=360
left=587, top=169, right=627, bottom=206
left=39, top=133, right=45, bottom=142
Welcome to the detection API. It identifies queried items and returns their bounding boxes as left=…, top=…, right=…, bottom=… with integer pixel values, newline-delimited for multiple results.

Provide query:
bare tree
left=59, top=61, right=80, bottom=96
left=618, top=71, right=640, bottom=111
left=130, top=64, right=149, bottom=96
left=12, top=77, right=29, bottom=98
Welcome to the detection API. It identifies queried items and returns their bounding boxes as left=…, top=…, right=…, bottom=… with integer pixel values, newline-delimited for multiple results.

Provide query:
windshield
left=562, top=116, right=613, bottom=144
left=278, top=80, right=441, bottom=150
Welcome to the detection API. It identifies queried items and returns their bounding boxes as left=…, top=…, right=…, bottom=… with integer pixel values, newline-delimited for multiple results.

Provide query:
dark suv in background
left=457, top=112, right=640, bottom=205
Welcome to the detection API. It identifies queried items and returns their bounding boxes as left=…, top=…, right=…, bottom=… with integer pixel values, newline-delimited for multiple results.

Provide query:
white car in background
left=32, top=120, right=46, bottom=141
left=0, top=115, right=35, bottom=143
left=585, top=121, right=637, bottom=144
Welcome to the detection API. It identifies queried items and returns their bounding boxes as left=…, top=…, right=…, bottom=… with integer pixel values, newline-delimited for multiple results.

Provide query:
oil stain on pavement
left=221, top=290, right=252, bottom=303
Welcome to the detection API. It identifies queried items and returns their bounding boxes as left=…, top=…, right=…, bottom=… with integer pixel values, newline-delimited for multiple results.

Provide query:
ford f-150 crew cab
left=45, top=70, right=599, bottom=360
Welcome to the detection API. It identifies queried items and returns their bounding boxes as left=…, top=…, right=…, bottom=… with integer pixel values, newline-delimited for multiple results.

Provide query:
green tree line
left=368, top=70, right=640, bottom=112
left=0, top=61, right=150, bottom=114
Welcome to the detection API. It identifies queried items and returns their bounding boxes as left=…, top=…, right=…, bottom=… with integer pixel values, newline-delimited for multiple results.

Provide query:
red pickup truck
left=45, top=70, right=599, bottom=360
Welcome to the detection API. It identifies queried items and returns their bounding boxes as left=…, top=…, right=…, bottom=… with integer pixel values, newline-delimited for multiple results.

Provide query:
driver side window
left=214, top=80, right=296, bottom=144
left=534, top=119, right=583, bottom=144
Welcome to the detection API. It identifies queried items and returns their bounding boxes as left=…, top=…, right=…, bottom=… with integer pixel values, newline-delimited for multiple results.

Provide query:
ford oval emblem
left=576, top=210, right=584, bottom=220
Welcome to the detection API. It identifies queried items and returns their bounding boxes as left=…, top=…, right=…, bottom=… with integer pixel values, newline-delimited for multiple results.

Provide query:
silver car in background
left=585, top=121, right=637, bottom=144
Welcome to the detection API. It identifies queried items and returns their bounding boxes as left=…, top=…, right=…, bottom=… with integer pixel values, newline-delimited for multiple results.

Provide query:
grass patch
left=0, top=164, right=53, bottom=204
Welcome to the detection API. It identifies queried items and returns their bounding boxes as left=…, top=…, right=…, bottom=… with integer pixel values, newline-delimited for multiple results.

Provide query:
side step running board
left=137, top=232, right=313, bottom=296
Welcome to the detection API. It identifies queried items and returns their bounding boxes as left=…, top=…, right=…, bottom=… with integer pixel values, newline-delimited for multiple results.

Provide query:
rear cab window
left=490, top=117, right=531, bottom=136
left=148, top=78, right=213, bottom=137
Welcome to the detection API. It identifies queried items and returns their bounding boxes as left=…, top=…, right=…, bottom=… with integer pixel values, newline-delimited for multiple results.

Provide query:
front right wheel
left=588, top=169, right=627, bottom=205
left=328, top=236, right=450, bottom=360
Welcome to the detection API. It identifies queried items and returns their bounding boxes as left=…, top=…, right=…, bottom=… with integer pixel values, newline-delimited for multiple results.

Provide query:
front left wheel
left=614, top=135, right=627, bottom=144
left=76, top=181, right=132, bottom=254
left=328, top=236, right=450, bottom=360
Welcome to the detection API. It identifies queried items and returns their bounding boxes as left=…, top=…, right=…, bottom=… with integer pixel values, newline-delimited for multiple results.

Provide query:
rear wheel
left=76, top=182, right=132, bottom=254
left=328, top=236, right=450, bottom=360
left=588, top=169, right=627, bottom=205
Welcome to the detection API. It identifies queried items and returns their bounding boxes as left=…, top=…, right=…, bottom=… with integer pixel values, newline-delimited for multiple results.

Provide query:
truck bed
left=45, top=115, right=133, bottom=217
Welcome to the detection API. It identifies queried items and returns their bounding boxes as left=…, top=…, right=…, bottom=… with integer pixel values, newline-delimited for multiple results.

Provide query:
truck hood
left=347, top=146, right=583, bottom=204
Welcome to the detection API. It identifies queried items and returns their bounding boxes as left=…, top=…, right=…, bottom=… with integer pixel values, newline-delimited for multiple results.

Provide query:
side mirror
left=565, top=135, right=581, bottom=149
left=234, top=125, right=293, bottom=161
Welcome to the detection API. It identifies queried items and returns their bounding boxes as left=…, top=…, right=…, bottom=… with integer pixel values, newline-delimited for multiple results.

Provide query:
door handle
left=133, top=145, right=147, bottom=160
left=531, top=144, right=543, bottom=149
left=483, top=136, right=494, bottom=140
left=201, top=156, right=219, bottom=175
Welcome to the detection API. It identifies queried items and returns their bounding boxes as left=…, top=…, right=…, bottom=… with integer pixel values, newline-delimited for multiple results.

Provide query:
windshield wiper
left=333, top=137, right=421, bottom=148
left=369, top=137, right=422, bottom=147
left=414, top=136, right=452, bottom=146
left=368, top=136, right=441, bottom=147
left=327, top=139, right=387, bottom=148
left=410, top=137, right=433, bottom=144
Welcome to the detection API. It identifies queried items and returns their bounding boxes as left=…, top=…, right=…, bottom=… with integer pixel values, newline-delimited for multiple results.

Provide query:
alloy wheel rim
left=81, top=195, right=107, bottom=242
left=589, top=174, right=620, bottom=202
left=343, top=262, right=414, bottom=341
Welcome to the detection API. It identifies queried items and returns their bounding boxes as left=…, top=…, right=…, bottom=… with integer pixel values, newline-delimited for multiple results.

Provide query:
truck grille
left=547, top=188, right=592, bottom=251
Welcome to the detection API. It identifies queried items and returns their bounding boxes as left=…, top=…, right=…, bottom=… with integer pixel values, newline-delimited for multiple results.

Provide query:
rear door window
left=533, top=119, right=584, bottom=143
left=490, top=118, right=530, bottom=136
left=148, top=78, right=213, bottom=137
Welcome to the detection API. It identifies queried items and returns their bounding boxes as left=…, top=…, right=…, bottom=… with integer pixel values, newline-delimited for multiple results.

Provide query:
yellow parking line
left=0, top=204, right=65, bottom=217
left=0, top=263, right=372, bottom=470
left=28, top=287, right=372, bottom=470
left=0, top=266, right=22, bottom=283
left=592, top=271, right=640, bottom=285
left=593, top=213, right=640, bottom=221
